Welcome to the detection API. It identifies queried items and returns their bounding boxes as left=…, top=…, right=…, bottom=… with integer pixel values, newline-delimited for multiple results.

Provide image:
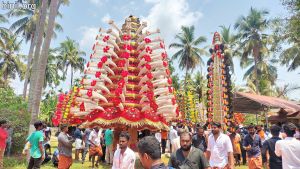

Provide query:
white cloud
left=79, top=26, right=98, bottom=49
left=142, top=0, right=203, bottom=45
left=144, top=0, right=160, bottom=3
left=141, top=0, right=203, bottom=79
left=101, top=13, right=111, bottom=24
left=89, top=0, right=103, bottom=5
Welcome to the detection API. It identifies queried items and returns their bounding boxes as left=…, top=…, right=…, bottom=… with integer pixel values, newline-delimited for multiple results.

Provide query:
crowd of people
left=1, top=118, right=300, bottom=169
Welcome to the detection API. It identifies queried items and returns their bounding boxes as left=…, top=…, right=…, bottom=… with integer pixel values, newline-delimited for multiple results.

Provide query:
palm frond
left=193, top=36, right=206, bottom=46
left=171, top=49, right=183, bottom=61
left=169, top=43, right=184, bottom=49
left=0, top=14, right=8, bottom=23
left=10, top=17, right=30, bottom=31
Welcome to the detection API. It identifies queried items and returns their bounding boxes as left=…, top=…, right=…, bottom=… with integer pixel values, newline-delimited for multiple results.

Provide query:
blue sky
left=1, top=0, right=299, bottom=100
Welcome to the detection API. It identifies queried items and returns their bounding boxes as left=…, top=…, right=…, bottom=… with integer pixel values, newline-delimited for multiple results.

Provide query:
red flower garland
left=103, top=35, right=110, bottom=42
left=103, top=46, right=110, bottom=53
left=122, top=34, right=131, bottom=41
left=144, top=38, right=151, bottom=43
left=95, top=71, right=101, bottom=78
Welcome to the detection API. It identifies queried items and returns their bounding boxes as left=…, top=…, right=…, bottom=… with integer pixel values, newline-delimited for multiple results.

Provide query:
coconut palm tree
left=219, top=25, right=238, bottom=73
left=278, top=0, right=300, bottom=72
left=242, top=57, right=278, bottom=84
left=28, top=0, right=70, bottom=133
left=28, top=0, right=48, bottom=114
left=0, top=13, right=9, bottom=48
left=7, top=6, right=63, bottom=98
left=168, top=60, right=181, bottom=91
left=275, top=84, right=300, bottom=98
left=171, top=74, right=180, bottom=91
left=0, top=30, right=25, bottom=83
left=8, top=6, right=63, bottom=40
left=280, top=43, right=300, bottom=71
left=193, top=71, right=206, bottom=103
left=57, top=37, right=86, bottom=86
left=169, top=25, right=207, bottom=91
left=234, top=8, right=270, bottom=94
left=44, top=48, right=62, bottom=88
left=28, top=0, right=59, bottom=130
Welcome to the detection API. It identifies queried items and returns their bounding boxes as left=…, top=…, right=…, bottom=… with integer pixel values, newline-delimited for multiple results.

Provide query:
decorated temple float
left=206, top=32, right=234, bottom=129
left=52, top=15, right=178, bottom=148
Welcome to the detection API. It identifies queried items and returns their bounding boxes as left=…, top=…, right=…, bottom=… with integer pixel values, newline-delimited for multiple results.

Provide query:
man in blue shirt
left=243, top=125, right=262, bottom=169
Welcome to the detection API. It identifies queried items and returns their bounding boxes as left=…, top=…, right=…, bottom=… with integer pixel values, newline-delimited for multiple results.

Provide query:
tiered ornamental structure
left=206, top=32, right=233, bottom=127
left=53, top=16, right=178, bottom=133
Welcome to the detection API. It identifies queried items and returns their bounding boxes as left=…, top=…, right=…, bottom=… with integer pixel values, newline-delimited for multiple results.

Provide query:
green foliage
left=169, top=26, right=207, bottom=73
left=282, top=0, right=300, bottom=38
left=0, top=87, right=26, bottom=110
left=57, top=37, right=86, bottom=86
left=44, top=48, right=63, bottom=88
left=8, top=5, right=64, bottom=42
left=0, top=30, right=26, bottom=82
left=0, top=87, right=30, bottom=155
left=234, top=8, right=276, bottom=94
left=243, top=114, right=265, bottom=126
left=3, top=156, right=27, bottom=168
left=275, top=0, right=300, bottom=71
left=39, top=90, right=58, bottom=123
left=219, top=25, right=237, bottom=73
left=169, top=61, right=181, bottom=91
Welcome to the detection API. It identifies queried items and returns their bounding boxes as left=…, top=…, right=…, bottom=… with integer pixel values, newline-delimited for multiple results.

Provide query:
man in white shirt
left=275, top=122, right=300, bottom=169
left=171, top=128, right=184, bottom=153
left=207, top=122, right=234, bottom=169
left=155, top=131, right=161, bottom=143
left=88, top=127, right=103, bottom=169
left=169, top=126, right=178, bottom=153
left=112, top=132, right=136, bottom=169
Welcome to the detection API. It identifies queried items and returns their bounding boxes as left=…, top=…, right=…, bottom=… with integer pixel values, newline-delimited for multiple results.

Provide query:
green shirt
left=169, top=146, right=210, bottom=169
left=27, top=131, right=44, bottom=158
left=104, top=129, right=113, bottom=146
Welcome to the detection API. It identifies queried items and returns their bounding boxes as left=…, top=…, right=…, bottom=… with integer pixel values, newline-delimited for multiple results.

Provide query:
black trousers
left=241, top=148, right=247, bottom=165
left=161, top=139, right=167, bottom=154
left=101, top=145, right=106, bottom=162
left=27, top=157, right=43, bottom=169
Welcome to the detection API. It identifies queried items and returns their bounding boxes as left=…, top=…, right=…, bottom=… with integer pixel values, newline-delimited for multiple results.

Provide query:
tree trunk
left=184, top=67, right=188, bottom=119
left=28, top=0, right=47, bottom=113
left=23, top=35, right=35, bottom=99
left=3, top=70, right=8, bottom=82
left=254, top=57, right=259, bottom=94
left=253, top=45, right=260, bottom=94
left=30, top=0, right=59, bottom=128
left=70, top=66, right=73, bottom=87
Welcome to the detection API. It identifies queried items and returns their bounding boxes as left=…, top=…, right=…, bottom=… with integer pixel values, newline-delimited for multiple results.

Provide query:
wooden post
left=256, top=113, right=258, bottom=125
left=113, top=129, right=121, bottom=151
left=265, top=107, right=269, bottom=129
left=128, top=127, right=138, bottom=151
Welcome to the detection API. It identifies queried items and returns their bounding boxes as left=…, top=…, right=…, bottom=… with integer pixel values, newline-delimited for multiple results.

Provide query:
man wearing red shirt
left=0, top=120, right=8, bottom=169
